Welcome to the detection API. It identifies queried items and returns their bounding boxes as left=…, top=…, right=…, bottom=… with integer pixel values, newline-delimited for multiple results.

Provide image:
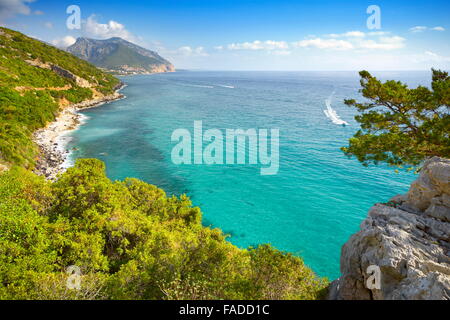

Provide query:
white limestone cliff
left=329, top=157, right=450, bottom=300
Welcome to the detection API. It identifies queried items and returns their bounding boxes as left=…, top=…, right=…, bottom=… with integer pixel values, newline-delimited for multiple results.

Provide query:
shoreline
left=33, top=83, right=127, bottom=180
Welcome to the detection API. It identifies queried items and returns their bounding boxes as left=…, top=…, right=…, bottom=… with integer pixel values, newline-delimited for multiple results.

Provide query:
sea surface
left=66, top=71, right=430, bottom=279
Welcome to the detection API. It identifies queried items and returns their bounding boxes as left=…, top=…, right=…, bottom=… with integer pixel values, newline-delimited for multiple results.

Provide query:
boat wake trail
left=184, top=83, right=214, bottom=88
left=174, top=81, right=235, bottom=89
left=323, top=92, right=349, bottom=126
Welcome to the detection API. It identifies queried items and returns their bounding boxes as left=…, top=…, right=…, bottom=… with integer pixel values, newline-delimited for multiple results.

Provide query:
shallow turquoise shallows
left=67, top=71, right=428, bottom=279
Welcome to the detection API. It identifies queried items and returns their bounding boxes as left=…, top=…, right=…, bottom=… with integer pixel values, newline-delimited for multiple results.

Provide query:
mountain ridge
left=67, top=37, right=175, bottom=75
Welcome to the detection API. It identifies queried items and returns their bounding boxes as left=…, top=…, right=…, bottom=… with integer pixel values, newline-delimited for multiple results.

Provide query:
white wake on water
left=186, top=84, right=214, bottom=88
left=176, top=82, right=235, bottom=89
left=176, top=82, right=214, bottom=88
left=323, top=93, right=349, bottom=126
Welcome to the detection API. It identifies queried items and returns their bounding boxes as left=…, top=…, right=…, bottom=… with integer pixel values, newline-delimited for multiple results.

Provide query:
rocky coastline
left=329, top=157, right=450, bottom=300
left=33, top=83, right=126, bottom=180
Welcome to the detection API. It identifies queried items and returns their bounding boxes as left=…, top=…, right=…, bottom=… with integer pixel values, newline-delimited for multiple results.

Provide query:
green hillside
left=0, top=27, right=327, bottom=300
left=0, top=159, right=327, bottom=300
left=0, top=27, right=120, bottom=168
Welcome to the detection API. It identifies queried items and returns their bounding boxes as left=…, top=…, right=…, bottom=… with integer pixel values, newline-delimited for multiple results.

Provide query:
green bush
left=0, top=159, right=328, bottom=300
left=0, top=27, right=120, bottom=168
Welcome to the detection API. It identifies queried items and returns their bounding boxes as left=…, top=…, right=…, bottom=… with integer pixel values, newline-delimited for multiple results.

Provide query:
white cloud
left=345, top=31, right=366, bottom=38
left=83, top=15, right=139, bottom=43
left=34, top=10, right=43, bottom=15
left=327, top=31, right=365, bottom=38
left=0, top=0, right=34, bottom=21
left=263, top=40, right=289, bottom=50
left=367, top=31, right=390, bottom=36
left=194, top=47, right=209, bottom=56
left=357, top=36, right=406, bottom=50
left=44, top=21, right=52, bottom=29
left=176, top=46, right=209, bottom=57
left=51, top=35, right=76, bottom=48
left=221, top=31, right=405, bottom=54
left=423, top=50, right=450, bottom=62
left=425, top=51, right=438, bottom=58
left=409, top=26, right=427, bottom=33
left=292, top=38, right=354, bottom=50
left=328, top=31, right=391, bottom=38
left=408, top=51, right=450, bottom=68
left=227, top=40, right=288, bottom=51
left=177, top=46, right=192, bottom=55
left=410, top=26, right=445, bottom=33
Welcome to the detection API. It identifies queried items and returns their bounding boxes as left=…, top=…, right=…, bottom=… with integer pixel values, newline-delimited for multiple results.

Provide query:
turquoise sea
left=66, top=71, right=429, bottom=279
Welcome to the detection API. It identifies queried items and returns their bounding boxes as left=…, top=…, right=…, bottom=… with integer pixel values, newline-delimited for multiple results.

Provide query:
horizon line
left=172, top=69, right=440, bottom=72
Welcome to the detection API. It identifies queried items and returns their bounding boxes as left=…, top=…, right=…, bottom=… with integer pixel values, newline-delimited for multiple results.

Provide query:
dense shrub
left=0, top=159, right=328, bottom=300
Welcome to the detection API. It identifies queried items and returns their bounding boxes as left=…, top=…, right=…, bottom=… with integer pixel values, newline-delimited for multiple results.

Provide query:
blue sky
left=1, top=0, right=449, bottom=70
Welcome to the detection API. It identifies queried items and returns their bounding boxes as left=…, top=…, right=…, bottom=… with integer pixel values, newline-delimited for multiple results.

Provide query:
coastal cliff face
left=329, top=157, right=450, bottom=300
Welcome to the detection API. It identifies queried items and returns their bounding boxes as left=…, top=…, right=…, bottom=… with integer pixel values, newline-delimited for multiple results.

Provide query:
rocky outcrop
left=0, top=162, right=9, bottom=173
left=25, top=59, right=92, bottom=88
left=50, top=65, right=92, bottom=88
left=329, top=157, right=450, bottom=300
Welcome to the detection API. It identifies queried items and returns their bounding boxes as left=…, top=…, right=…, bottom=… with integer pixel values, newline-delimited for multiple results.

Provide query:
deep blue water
left=66, top=71, right=429, bottom=279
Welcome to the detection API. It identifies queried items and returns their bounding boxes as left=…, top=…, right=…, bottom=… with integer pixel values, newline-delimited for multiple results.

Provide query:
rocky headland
left=329, top=157, right=450, bottom=300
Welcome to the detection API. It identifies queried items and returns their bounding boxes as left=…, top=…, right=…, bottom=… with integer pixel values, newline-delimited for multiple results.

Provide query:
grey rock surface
left=329, top=157, right=450, bottom=300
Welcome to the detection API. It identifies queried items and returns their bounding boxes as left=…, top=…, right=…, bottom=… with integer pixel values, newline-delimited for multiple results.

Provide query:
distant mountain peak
left=67, top=37, right=175, bottom=75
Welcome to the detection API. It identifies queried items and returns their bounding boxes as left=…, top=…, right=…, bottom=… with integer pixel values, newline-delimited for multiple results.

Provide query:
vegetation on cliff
left=0, top=27, right=120, bottom=168
left=0, top=159, right=327, bottom=300
left=343, top=69, right=449, bottom=169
